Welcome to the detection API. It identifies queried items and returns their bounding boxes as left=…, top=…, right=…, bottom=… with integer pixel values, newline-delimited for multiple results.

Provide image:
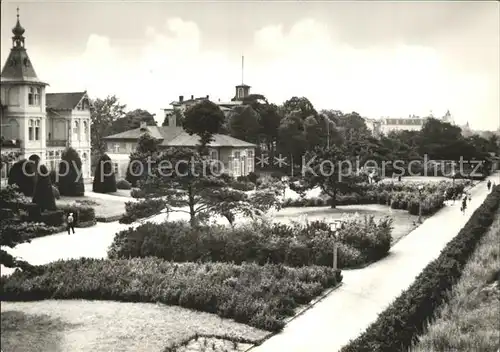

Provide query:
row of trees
left=89, top=94, right=499, bottom=174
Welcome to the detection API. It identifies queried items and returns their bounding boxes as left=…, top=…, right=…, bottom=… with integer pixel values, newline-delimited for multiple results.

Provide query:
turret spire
left=12, top=7, right=26, bottom=48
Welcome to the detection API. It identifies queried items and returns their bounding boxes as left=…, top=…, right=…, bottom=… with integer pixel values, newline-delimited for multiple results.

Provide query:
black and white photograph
left=0, top=1, right=499, bottom=351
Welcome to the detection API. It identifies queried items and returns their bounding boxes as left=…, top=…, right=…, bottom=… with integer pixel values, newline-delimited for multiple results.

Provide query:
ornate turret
left=1, top=7, right=47, bottom=84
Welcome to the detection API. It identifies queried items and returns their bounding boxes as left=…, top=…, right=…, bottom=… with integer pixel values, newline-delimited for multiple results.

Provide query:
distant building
left=162, top=82, right=252, bottom=124
left=104, top=121, right=256, bottom=179
left=0, top=9, right=91, bottom=181
left=365, top=110, right=455, bottom=137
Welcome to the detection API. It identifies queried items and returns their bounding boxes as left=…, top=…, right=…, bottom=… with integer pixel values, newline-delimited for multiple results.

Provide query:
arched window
left=73, top=120, right=80, bottom=141
left=28, top=119, right=34, bottom=140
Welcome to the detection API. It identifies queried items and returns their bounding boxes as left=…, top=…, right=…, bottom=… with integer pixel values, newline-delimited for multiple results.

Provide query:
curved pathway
left=250, top=175, right=497, bottom=352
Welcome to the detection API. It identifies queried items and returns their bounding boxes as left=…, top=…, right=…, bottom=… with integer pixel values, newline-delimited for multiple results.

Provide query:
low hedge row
left=340, top=185, right=500, bottom=352
left=119, top=198, right=167, bottom=224
left=0, top=258, right=342, bottom=332
left=109, top=216, right=393, bottom=269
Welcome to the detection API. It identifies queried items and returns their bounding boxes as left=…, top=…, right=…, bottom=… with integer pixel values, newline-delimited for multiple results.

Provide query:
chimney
left=140, top=121, right=147, bottom=130
left=191, top=95, right=194, bottom=100
left=179, top=95, right=184, bottom=103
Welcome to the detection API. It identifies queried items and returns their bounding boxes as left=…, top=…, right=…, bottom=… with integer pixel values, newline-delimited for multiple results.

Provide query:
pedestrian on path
left=487, top=180, right=491, bottom=191
left=66, top=212, right=75, bottom=235
left=461, top=195, right=467, bottom=214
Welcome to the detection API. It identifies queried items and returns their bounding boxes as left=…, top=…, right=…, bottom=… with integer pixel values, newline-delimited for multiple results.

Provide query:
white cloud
left=11, top=17, right=497, bottom=130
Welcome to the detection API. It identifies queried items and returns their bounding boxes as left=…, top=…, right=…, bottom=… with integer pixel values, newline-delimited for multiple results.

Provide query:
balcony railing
left=47, top=139, right=67, bottom=147
left=1, top=138, right=21, bottom=148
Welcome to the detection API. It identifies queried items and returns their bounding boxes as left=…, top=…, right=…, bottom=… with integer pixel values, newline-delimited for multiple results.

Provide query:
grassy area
left=274, top=204, right=418, bottom=244
left=1, top=300, right=268, bottom=352
left=412, top=208, right=500, bottom=352
left=56, top=195, right=126, bottom=220
left=1, top=310, right=74, bottom=352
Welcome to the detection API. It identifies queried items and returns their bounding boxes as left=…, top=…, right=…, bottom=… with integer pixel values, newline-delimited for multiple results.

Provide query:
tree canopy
left=183, top=100, right=225, bottom=154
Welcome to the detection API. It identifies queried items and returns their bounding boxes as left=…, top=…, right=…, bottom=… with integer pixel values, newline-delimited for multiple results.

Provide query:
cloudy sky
left=1, top=1, right=499, bottom=130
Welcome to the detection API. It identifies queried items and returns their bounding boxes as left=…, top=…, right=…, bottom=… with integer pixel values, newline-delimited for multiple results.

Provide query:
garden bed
left=1, top=300, right=269, bottom=352
left=340, top=186, right=500, bottom=352
left=412, top=207, right=500, bottom=352
left=108, top=215, right=392, bottom=269
left=57, top=196, right=126, bottom=222
left=0, top=258, right=341, bottom=332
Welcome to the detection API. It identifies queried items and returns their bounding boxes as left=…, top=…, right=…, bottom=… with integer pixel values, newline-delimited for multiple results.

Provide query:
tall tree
left=228, top=105, right=260, bottom=143
left=183, top=100, right=225, bottom=155
left=419, top=118, right=464, bottom=160
left=109, top=109, right=156, bottom=135
left=90, top=95, right=126, bottom=155
left=136, top=147, right=282, bottom=227
left=301, top=145, right=364, bottom=208
left=125, top=132, right=159, bottom=187
left=278, top=111, right=307, bottom=168
left=280, top=97, right=318, bottom=120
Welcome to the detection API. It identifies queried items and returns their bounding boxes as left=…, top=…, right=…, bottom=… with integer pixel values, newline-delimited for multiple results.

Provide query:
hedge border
left=340, top=185, right=500, bottom=352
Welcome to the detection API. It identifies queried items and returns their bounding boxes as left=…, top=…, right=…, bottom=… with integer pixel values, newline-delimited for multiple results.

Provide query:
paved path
left=251, top=175, right=498, bottom=352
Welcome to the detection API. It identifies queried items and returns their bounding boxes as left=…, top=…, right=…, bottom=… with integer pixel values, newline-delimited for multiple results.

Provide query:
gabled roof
left=46, top=91, right=87, bottom=110
left=166, top=133, right=256, bottom=148
left=104, top=126, right=256, bottom=148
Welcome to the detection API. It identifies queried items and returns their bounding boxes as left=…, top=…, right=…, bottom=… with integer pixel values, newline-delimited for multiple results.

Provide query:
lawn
left=56, top=193, right=128, bottom=221
left=273, top=204, right=419, bottom=244
left=411, top=207, right=500, bottom=352
left=1, top=300, right=269, bottom=352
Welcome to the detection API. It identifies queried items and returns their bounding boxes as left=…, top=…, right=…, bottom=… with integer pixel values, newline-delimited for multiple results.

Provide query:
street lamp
left=418, top=184, right=424, bottom=223
left=329, top=221, right=342, bottom=270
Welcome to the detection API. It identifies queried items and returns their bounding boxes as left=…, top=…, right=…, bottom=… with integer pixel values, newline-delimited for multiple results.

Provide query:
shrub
left=119, top=198, right=167, bottom=224
left=57, top=147, right=85, bottom=196
left=37, top=210, right=65, bottom=227
left=247, top=172, right=258, bottom=184
left=0, top=258, right=341, bottom=332
left=340, top=186, right=500, bottom=352
left=7, top=159, right=36, bottom=196
left=108, top=216, right=393, bottom=269
left=32, top=164, right=57, bottom=212
left=230, top=181, right=255, bottom=191
left=1, top=220, right=60, bottom=241
left=116, top=179, right=131, bottom=190
left=49, top=170, right=57, bottom=185
left=58, top=203, right=95, bottom=224
left=92, top=154, right=117, bottom=194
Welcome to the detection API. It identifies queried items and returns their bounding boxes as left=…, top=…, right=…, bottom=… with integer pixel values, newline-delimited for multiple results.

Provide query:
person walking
left=66, top=212, right=75, bottom=235
left=487, top=180, right=491, bottom=191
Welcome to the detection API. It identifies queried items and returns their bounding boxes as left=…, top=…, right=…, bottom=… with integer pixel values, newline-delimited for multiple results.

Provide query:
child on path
left=67, top=212, right=75, bottom=235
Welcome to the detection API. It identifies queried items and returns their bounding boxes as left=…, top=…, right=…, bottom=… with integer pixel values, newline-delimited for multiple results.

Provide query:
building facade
left=365, top=110, right=455, bottom=137
left=104, top=121, right=256, bottom=179
left=0, top=10, right=91, bottom=181
left=162, top=83, right=252, bottom=125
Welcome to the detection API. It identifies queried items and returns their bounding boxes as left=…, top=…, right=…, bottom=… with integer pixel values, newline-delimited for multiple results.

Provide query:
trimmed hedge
left=116, top=179, right=132, bottom=190
left=58, top=204, right=96, bottom=224
left=57, top=147, right=85, bottom=196
left=109, top=216, right=393, bottom=269
left=93, top=153, right=117, bottom=194
left=340, top=185, right=500, bottom=352
left=0, top=258, right=342, bottom=332
left=119, top=198, right=167, bottom=224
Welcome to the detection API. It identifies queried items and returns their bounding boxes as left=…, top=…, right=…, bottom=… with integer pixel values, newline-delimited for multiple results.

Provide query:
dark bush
left=49, top=170, right=57, bottom=185
left=7, top=159, right=36, bottom=196
left=119, top=198, right=167, bottom=224
left=247, top=172, right=258, bottom=184
left=92, top=154, right=117, bottom=194
left=0, top=258, right=340, bottom=332
left=57, top=147, right=85, bottom=196
left=0, top=220, right=60, bottom=241
left=58, top=204, right=95, bottom=224
left=32, top=164, right=57, bottom=212
left=108, top=216, right=392, bottom=269
left=340, top=186, right=500, bottom=352
left=116, top=179, right=131, bottom=190
left=230, top=181, right=255, bottom=191
left=38, top=210, right=65, bottom=227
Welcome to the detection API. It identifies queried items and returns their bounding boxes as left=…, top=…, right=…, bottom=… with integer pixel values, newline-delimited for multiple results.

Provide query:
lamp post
left=329, top=221, right=342, bottom=270
left=418, top=184, right=424, bottom=223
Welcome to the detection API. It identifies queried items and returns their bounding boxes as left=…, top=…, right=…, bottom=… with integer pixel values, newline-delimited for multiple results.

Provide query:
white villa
left=0, top=10, right=92, bottom=181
